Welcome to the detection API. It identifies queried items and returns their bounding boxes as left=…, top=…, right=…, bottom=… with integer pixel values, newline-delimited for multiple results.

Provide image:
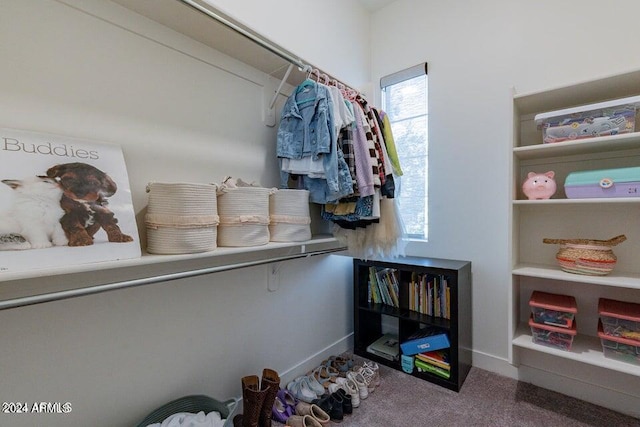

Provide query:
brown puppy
left=46, top=162, right=134, bottom=246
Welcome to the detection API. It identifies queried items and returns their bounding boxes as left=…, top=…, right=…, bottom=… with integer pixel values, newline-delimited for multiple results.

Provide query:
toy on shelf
left=522, top=171, right=557, bottom=200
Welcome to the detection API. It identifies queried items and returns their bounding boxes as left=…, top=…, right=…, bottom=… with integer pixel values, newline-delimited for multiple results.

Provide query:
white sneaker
left=363, top=361, right=381, bottom=387
left=347, top=371, right=368, bottom=400
left=358, top=367, right=377, bottom=393
left=343, top=378, right=360, bottom=408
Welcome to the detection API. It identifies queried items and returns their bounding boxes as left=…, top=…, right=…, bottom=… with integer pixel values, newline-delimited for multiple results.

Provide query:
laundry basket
left=145, top=182, right=219, bottom=254
left=134, top=395, right=238, bottom=427
left=269, top=189, right=311, bottom=242
left=216, top=185, right=275, bottom=247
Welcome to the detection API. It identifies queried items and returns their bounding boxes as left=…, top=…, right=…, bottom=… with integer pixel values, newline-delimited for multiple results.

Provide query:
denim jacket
left=277, top=81, right=353, bottom=203
left=277, top=81, right=333, bottom=160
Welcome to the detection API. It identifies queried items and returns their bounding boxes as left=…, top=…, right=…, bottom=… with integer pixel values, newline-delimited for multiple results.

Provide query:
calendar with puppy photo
left=0, top=127, right=141, bottom=272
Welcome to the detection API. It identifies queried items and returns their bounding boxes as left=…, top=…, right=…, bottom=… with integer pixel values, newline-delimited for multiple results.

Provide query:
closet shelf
left=513, top=197, right=640, bottom=205
left=512, top=264, right=640, bottom=290
left=0, top=235, right=346, bottom=311
left=513, top=323, right=640, bottom=377
left=514, top=132, right=640, bottom=160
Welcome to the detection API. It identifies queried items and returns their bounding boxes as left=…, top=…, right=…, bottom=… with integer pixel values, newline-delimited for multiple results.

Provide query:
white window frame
left=381, top=63, right=428, bottom=240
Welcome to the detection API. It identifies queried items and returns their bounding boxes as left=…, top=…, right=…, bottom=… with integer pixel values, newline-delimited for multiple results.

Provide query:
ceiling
left=110, top=0, right=398, bottom=85
left=358, top=0, right=397, bottom=12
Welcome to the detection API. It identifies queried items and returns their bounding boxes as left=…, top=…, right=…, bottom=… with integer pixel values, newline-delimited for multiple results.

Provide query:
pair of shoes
left=286, top=414, right=322, bottom=427
left=313, top=392, right=344, bottom=423
left=333, top=389, right=353, bottom=415
left=323, top=355, right=350, bottom=376
left=272, top=389, right=297, bottom=424
left=286, top=375, right=323, bottom=403
left=233, top=368, right=280, bottom=427
left=327, top=377, right=360, bottom=409
left=295, top=401, right=330, bottom=425
left=346, top=371, right=369, bottom=400
left=354, top=361, right=380, bottom=392
left=309, top=365, right=339, bottom=390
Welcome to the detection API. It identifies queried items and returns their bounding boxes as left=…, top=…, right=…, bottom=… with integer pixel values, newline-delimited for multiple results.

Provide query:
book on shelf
left=0, top=127, right=140, bottom=273
left=400, top=326, right=450, bottom=356
left=408, top=273, right=451, bottom=319
left=415, top=358, right=451, bottom=379
left=367, top=266, right=399, bottom=308
left=415, top=350, right=450, bottom=371
left=366, top=333, right=400, bottom=361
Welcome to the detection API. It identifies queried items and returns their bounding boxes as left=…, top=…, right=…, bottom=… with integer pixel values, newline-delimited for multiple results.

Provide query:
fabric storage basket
left=217, top=186, right=274, bottom=247
left=145, top=182, right=219, bottom=254
left=269, top=189, right=311, bottom=242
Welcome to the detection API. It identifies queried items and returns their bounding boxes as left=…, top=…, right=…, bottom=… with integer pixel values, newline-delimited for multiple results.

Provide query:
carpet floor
left=274, top=359, right=640, bottom=427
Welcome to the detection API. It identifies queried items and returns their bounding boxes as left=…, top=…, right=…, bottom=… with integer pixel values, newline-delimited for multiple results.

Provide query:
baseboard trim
left=279, top=333, right=354, bottom=385
left=471, top=349, right=640, bottom=418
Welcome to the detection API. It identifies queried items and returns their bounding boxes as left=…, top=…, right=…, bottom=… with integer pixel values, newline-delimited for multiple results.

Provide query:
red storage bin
left=598, top=298, right=640, bottom=342
left=529, top=314, right=577, bottom=351
left=529, top=291, right=577, bottom=329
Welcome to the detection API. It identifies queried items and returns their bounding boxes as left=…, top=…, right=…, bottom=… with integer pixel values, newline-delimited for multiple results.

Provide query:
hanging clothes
left=276, top=79, right=353, bottom=204
left=275, top=70, right=405, bottom=258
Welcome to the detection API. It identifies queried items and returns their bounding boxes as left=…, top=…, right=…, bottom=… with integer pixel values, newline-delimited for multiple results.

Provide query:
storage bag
left=145, top=182, right=218, bottom=254
left=217, top=186, right=274, bottom=247
left=269, top=189, right=312, bottom=242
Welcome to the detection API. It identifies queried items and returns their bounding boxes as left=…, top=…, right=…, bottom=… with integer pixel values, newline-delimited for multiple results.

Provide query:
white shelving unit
left=510, top=70, right=640, bottom=377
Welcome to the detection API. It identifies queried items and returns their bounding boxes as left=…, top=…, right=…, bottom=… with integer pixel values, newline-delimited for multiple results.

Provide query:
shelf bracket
left=267, top=262, right=284, bottom=292
left=268, top=63, right=294, bottom=111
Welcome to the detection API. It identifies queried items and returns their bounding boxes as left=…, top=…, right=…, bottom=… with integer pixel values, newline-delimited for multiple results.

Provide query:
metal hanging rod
left=0, top=247, right=344, bottom=311
left=178, top=0, right=311, bottom=73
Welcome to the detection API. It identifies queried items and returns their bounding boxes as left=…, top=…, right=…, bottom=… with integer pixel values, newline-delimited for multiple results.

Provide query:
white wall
left=202, top=0, right=371, bottom=87
left=370, top=0, right=640, bottom=414
left=0, top=1, right=368, bottom=426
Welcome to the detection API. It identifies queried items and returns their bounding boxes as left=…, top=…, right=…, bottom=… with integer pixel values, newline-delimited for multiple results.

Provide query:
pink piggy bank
left=522, top=171, right=557, bottom=200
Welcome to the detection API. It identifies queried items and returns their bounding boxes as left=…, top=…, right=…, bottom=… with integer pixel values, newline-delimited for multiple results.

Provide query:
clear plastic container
left=529, top=291, right=577, bottom=329
left=599, top=298, right=640, bottom=342
left=535, top=95, right=640, bottom=144
left=529, top=314, right=577, bottom=351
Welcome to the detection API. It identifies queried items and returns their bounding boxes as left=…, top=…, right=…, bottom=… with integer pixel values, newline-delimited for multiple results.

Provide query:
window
left=381, top=63, right=428, bottom=239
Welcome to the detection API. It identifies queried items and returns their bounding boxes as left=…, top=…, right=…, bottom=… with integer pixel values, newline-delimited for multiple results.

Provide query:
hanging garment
left=277, top=80, right=353, bottom=204
left=377, top=109, right=403, bottom=177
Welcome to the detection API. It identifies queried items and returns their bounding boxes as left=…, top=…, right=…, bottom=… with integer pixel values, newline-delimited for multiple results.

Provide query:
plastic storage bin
left=529, top=290, right=577, bottom=329
left=565, top=166, right=640, bottom=199
left=135, top=395, right=238, bottom=427
left=529, top=314, right=577, bottom=351
left=599, top=298, right=640, bottom=342
left=534, top=95, right=640, bottom=144
left=598, top=321, right=640, bottom=366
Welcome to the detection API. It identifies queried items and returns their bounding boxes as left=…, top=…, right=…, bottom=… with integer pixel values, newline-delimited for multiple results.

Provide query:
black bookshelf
left=353, top=256, right=472, bottom=392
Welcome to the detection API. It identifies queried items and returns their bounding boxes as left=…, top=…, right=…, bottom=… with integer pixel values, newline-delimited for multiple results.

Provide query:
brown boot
left=233, top=375, right=266, bottom=427
left=259, top=368, right=280, bottom=427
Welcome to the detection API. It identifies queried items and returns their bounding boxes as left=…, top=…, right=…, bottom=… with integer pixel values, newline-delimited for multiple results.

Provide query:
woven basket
left=269, top=189, right=311, bottom=242
left=217, top=186, right=275, bottom=247
left=543, top=235, right=626, bottom=276
left=145, top=182, right=219, bottom=254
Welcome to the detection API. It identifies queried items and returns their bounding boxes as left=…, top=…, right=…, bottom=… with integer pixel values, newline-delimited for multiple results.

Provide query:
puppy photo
left=47, top=162, right=134, bottom=246
left=0, top=176, right=68, bottom=250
